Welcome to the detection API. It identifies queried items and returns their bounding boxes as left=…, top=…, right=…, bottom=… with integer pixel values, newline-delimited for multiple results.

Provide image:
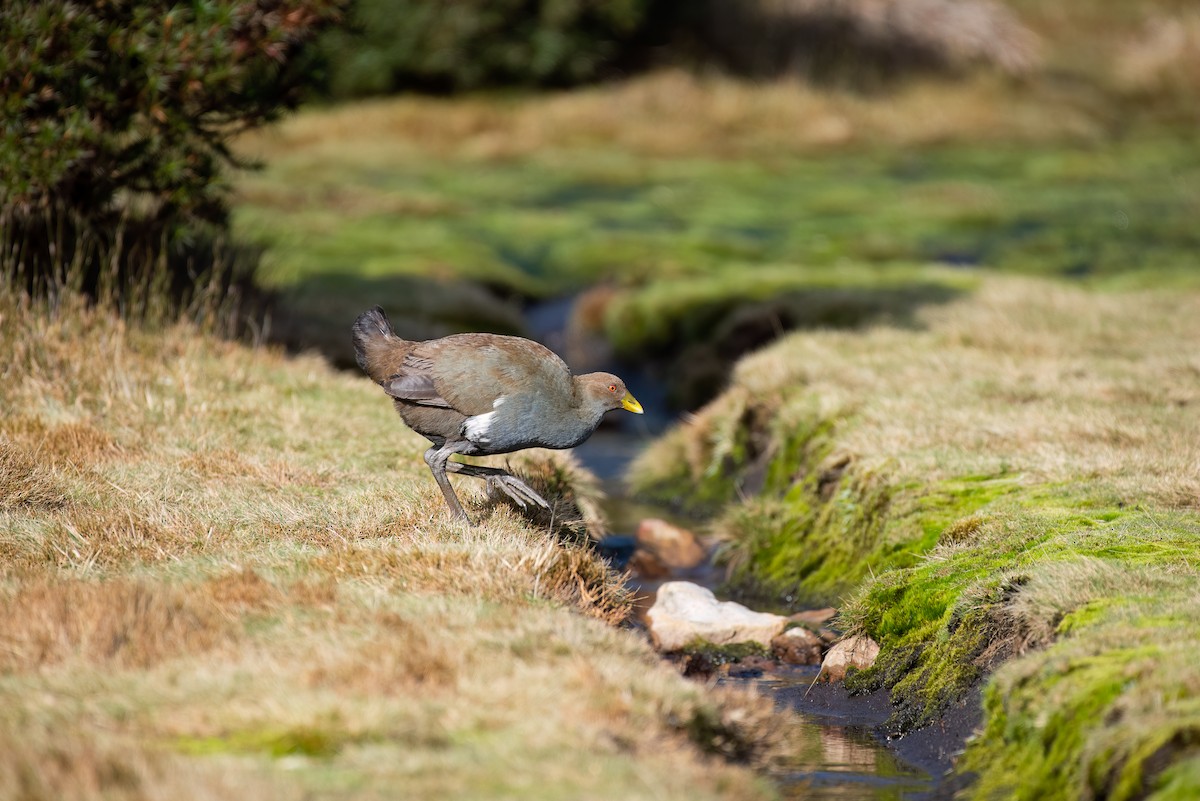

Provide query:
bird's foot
left=486, top=474, right=551, bottom=510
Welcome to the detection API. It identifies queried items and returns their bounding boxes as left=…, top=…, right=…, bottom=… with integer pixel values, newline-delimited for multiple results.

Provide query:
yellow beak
left=621, top=391, right=644, bottom=414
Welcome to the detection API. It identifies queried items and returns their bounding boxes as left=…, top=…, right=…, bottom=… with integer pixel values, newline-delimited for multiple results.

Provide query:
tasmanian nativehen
left=353, top=307, right=644, bottom=521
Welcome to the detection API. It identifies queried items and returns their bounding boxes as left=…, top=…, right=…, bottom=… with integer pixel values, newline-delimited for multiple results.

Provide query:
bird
left=352, top=306, right=643, bottom=522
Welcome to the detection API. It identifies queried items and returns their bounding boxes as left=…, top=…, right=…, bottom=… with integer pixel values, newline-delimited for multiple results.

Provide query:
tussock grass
left=963, top=554, right=1200, bottom=800
left=631, top=275, right=1200, bottom=792
left=0, top=441, right=69, bottom=512
left=238, top=71, right=1101, bottom=169
left=0, top=284, right=793, bottom=800
left=0, top=724, right=290, bottom=801
left=0, top=578, right=233, bottom=671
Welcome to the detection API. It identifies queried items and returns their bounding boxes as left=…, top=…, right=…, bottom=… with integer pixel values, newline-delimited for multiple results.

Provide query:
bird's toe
left=487, top=475, right=550, bottom=511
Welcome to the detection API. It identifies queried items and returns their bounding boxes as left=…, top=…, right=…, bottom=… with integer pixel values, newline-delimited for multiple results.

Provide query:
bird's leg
left=444, top=461, right=551, bottom=510
left=424, top=445, right=469, bottom=521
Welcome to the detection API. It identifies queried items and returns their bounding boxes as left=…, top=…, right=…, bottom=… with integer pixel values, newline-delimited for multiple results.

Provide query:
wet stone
left=819, top=635, right=881, bottom=682
left=628, top=548, right=670, bottom=579
left=789, top=607, right=838, bottom=627
left=634, top=518, right=708, bottom=570
left=771, top=627, right=826, bottom=665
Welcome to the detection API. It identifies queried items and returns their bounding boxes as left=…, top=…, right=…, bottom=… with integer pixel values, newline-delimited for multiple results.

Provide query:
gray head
left=576, top=373, right=644, bottom=416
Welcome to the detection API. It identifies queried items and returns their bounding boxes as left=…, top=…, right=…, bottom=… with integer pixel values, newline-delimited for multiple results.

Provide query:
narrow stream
left=578, top=433, right=940, bottom=800
left=525, top=295, right=946, bottom=800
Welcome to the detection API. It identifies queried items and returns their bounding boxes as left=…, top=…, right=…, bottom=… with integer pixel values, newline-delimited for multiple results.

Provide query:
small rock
left=635, top=518, right=707, bottom=570
left=818, top=635, right=880, bottom=682
left=628, top=548, right=669, bottom=579
left=789, top=607, right=838, bottom=627
left=727, top=655, right=774, bottom=679
left=771, top=627, right=825, bottom=665
left=645, top=581, right=789, bottom=652
left=676, top=651, right=717, bottom=680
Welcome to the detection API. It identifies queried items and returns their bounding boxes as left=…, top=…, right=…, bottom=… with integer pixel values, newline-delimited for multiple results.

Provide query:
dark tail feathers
left=352, top=306, right=396, bottom=376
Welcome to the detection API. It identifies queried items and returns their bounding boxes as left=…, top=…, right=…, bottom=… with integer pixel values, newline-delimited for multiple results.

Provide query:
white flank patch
left=493, top=396, right=506, bottom=408
left=463, top=411, right=497, bottom=444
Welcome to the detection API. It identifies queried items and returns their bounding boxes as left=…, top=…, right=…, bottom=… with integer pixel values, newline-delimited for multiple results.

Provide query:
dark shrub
left=1, top=0, right=344, bottom=318
left=319, top=0, right=651, bottom=96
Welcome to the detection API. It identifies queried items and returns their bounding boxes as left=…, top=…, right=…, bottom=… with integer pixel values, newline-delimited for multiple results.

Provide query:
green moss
left=676, top=640, right=771, bottom=663
left=1056, top=599, right=1114, bottom=635
left=960, top=622, right=1200, bottom=801
left=1151, top=759, right=1200, bottom=801
left=721, top=447, right=1021, bottom=609
left=175, top=725, right=357, bottom=758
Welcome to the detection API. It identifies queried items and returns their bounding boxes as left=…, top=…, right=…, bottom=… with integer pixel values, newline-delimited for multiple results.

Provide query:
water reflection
left=722, top=673, right=933, bottom=801
left=776, top=723, right=930, bottom=800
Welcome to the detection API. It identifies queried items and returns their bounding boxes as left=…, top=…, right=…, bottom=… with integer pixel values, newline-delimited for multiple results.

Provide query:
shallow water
left=728, top=670, right=934, bottom=801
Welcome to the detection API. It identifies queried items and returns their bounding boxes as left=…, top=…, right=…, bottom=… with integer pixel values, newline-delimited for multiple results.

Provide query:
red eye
left=608, top=384, right=617, bottom=393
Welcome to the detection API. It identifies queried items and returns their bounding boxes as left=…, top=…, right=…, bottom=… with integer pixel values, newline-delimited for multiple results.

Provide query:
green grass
left=238, top=135, right=1200, bottom=297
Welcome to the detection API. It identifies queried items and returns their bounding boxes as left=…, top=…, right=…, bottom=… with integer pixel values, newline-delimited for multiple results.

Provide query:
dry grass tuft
left=37, top=505, right=195, bottom=571
left=313, top=530, right=630, bottom=625
left=236, top=69, right=1102, bottom=168
left=2, top=418, right=126, bottom=469
left=939, top=513, right=988, bottom=547
left=180, top=448, right=333, bottom=488
left=481, top=449, right=609, bottom=541
left=0, top=438, right=69, bottom=511
left=536, top=543, right=632, bottom=627
left=639, top=276, right=1200, bottom=510
left=0, top=579, right=230, bottom=672
left=40, top=421, right=124, bottom=465
left=202, top=568, right=283, bottom=612
left=303, top=610, right=463, bottom=695
left=0, top=725, right=294, bottom=801
left=999, top=557, right=1197, bottom=654
left=1115, top=12, right=1200, bottom=96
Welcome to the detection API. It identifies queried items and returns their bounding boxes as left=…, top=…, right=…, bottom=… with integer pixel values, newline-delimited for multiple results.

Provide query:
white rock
left=818, top=635, right=881, bottom=682
left=645, top=581, right=789, bottom=652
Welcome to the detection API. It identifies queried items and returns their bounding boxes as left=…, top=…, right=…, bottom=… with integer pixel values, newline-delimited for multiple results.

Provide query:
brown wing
left=403, top=334, right=573, bottom=417
left=382, top=353, right=453, bottom=408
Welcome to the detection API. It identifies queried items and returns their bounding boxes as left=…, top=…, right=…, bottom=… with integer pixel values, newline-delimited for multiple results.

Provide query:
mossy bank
left=630, top=276, right=1200, bottom=798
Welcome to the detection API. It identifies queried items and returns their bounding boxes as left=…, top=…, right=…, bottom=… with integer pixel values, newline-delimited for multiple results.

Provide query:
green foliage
left=319, top=0, right=650, bottom=96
